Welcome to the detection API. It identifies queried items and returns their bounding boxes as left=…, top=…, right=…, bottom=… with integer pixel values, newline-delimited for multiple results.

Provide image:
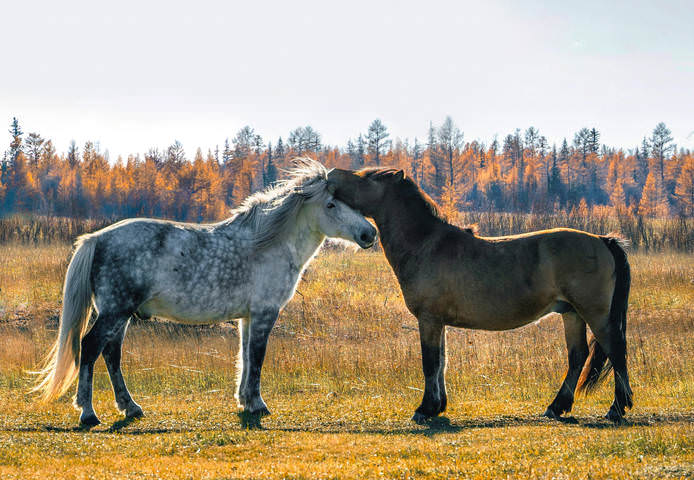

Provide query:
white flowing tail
left=31, top=235, right=96, bottom=401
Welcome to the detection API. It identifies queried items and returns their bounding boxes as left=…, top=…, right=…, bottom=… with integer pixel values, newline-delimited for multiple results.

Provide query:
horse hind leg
left=575, top=304, right=633, bottom=423
left=74, top=311, right=130, bottom=426
left=580, top=235, right=633, bottom=423
left=544, top=307, right=588, bottom=421
left=608, top=330, right=633, bottom=422
left=102, top=319, right=143, bottom=418
left=590, top=320, right=633, bottom=422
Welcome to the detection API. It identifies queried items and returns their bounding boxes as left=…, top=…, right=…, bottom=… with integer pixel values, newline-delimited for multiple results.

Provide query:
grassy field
left=0, top=244, right=692, bottom=479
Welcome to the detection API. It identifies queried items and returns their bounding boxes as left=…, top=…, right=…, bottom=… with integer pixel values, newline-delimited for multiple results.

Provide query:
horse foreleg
left=235, top=317, right=251, bottom=408
left=544, top=311, right=588, bottom=421
left=102, top=319, right=143, bottom=419
left=438, top=326, right=448, bottom=414
left=412, top=317, right=444, bottom=424
left=75, top=312, right=129, bottom=426
left=243, top=308, right=279, bottom=416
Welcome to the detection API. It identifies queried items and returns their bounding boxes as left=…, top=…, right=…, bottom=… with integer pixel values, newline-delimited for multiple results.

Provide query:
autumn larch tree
left=675, top=154, right=694, bottom=216
left=639, top=171, right=668, bottom=217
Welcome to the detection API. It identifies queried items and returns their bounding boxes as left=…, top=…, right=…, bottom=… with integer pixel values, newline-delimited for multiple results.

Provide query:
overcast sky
left=1, top=0, right=692, bottom=159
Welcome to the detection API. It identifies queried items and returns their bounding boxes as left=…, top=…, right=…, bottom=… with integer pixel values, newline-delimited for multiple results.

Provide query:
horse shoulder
left=248, top=246, right=300, bottom=307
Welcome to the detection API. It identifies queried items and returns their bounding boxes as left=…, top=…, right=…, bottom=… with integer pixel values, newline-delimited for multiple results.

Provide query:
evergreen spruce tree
left=366, top=119, right=390, bottom=165
left=650, top=122, right=673, bottom=185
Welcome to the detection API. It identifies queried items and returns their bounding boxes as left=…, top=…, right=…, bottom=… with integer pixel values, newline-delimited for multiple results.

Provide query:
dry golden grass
left=0, top=244, right=692, bottom=479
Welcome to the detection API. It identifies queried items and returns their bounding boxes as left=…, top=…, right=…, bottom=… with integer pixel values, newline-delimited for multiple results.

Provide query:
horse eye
left=326, top=202, right=335, bottom=209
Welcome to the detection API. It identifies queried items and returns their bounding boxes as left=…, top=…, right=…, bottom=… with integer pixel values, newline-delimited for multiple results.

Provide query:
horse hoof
left=606, top=408, right=625, bottom=424
left=542, top=407, right=561, bottom=420
left=543, top=408, right=579, bottom=424
left=249, top=406, right=271, bottom=417
left=126, top=406, right=144, bottom=419
left=79, top=414, right=101, bottom=427
left=411, top=412, right=432, bottom=425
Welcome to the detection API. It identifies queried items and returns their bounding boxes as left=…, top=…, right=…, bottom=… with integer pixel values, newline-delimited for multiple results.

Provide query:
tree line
left=1, top=117, right=693, bottom=222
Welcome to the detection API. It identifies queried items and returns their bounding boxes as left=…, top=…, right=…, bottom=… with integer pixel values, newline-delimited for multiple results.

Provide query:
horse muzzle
left=356, top=225, right=378, bottom=249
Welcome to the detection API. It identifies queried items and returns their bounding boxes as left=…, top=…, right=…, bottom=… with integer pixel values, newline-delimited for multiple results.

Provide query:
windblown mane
left=225, top=158, right=329, bottom=249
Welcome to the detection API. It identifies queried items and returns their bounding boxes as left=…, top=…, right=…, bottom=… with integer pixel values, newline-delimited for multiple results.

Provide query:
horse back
left=89, top=218, right=251, bottom=320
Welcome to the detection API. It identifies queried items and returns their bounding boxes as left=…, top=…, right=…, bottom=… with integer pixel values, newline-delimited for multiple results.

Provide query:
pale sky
left=1, top=0, right=693, bottom=159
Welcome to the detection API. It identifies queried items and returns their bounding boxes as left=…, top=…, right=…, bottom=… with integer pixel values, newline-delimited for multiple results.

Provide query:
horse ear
left=394, top=170, right=405, bottom=181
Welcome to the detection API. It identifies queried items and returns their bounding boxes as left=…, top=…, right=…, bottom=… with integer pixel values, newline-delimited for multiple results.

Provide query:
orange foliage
left=1, top=122, right=692, bottom=221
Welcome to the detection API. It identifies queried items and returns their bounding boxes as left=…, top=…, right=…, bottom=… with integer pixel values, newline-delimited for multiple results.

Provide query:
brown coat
left=327, top=166, right=633, bottom=423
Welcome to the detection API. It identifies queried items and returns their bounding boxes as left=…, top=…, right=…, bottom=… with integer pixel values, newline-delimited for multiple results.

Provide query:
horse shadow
left=7, top=412, right=688, bottom=436
left=107, top=415, right=143, bottom=433
left=271, top=412, right=691, bottom=435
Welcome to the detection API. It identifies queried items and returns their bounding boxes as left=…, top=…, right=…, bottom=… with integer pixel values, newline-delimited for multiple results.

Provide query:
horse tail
left=576, top=235, right=631, bottom=395
left=31, top=234, right=97, bottom=401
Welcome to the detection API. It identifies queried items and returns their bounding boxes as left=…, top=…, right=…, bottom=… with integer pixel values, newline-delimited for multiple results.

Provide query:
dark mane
left=361, top=168, right=481, bottom=237
left=399, top=177, right=446, bottom=222
left=362, top=169, right=446, bottom=224
left=362, top=168, right=401, bottom=180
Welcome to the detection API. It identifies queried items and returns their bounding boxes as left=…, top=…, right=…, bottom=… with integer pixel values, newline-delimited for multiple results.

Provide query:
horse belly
left=140, top=291, right=247, bottom=325
left=423, top=281, right=557, bottom=331
left=443, top=304, right=554, bottom=330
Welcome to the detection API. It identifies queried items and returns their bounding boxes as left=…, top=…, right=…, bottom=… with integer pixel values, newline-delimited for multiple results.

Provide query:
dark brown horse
left=327, top=167, right=633, bottom=423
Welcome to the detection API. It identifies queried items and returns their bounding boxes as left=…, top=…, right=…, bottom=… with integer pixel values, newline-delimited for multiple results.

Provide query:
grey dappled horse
left=33, top=159, right=377, bottom=426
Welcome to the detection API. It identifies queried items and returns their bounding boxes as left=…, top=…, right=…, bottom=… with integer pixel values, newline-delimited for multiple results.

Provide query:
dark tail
left=576, top=235, right=631, bottom=395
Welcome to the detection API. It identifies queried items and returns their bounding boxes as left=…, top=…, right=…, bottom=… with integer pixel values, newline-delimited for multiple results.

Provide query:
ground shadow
left=108, top=415, right=144, bottom=433
left=4, top=412, right=690, bottom=436
left=271, top=412, right=694, bottom=435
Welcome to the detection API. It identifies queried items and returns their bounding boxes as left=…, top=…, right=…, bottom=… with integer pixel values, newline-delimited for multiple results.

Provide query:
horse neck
left=283, top=206, right=326, bottom=269
left=372, top=189, right=443, bottom=270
